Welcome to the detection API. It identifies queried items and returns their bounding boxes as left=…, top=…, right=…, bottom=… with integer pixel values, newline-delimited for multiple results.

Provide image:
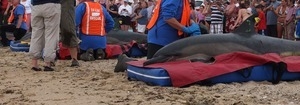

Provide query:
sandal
left=43, top=66, right=54, bottom=71
left=31, top=67, right=42, bottom=71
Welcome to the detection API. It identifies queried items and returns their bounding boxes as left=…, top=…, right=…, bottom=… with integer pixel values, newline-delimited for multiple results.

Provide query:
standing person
left=196, top=6, right=206, bottom=25
left=146, top=0, right=201, bottom=59
left=29, top=0, right=61, bottom=71
left=60, top=0, right=81, bottom=67
left=232, top=1, right=252, bottom=29
left=106, top=0, right=120, bottom=30
left=264, top=0, right=280, bottom=37
left=209, top=0, right=225, bottom=34
left=295, top=0, right=300, bottom=40
left=76, top=0, right=114, bottom=61
left=203, top=0, right=212, bottom=32
left=225, top=0, right=238, bottom=33
left=190, top=2, right=199, bottom=23
left=275, top=0, right=287, bottom=38
left=0, top=0, right=27, bottom=47
left=118, top=0, right=132, bottom=31
left=146, top=0, right=154, bottom=20
left=0, top=0, right=9, bottom=25
left=3, top=0, right=13, bottom=25
left=20, top=0, right=31, bottom=32
left=284, top=0, right=296, bottom=40
left=132, top=1, right=148, bottom=34
left=255, top=4, right=267, bottom=35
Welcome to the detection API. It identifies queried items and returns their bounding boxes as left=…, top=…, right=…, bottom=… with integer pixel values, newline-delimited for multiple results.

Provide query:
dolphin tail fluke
left=143, top=56, right=170, bottom=66
left=114, top=54, right=137, bottom=72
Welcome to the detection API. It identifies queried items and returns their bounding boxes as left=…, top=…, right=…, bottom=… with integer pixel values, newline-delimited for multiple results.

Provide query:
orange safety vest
left=81, top=2, right=106, bottom=36
left=146, top=0, right=191, bottom=36
left=8, top=4, right=27, bottom=24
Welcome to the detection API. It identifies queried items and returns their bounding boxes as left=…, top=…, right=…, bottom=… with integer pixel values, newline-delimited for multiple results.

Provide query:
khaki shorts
left=60, top=0, right=80, bottom=48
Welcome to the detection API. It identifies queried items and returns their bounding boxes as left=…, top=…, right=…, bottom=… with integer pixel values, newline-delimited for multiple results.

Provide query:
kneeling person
left=0, top=0, right=27, bottom=46
left=76, top=0, right=114, bottom=61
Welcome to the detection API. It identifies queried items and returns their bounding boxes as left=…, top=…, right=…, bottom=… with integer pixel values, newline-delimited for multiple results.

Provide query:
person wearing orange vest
left=146, top=0, right=201, bottom=59
left=0, top=0, right=27, bottom=47
left=76, top=0, right=114, bottom=61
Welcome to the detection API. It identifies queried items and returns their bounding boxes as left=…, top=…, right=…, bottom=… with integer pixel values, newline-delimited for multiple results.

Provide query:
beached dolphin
left=107, top=30, right=147, bottom=44
left=142, top=15, right=300, bottom=66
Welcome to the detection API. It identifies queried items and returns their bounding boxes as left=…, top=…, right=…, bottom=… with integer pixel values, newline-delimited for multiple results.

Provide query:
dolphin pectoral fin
left=143, top=56, right=170, bottom=66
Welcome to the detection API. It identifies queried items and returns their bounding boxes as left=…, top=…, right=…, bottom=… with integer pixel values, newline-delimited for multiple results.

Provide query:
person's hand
left=182, top=23, right=201, bottom=36
left=182, top=26, right=192, bottom=34
left=188, top=23, right=201, bottom=36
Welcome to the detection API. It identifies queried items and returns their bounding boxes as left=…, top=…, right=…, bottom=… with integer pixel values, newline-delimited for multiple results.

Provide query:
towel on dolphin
left=128, top=52, right=300, bottom=87
left=143, top=14, right=300, bottom=66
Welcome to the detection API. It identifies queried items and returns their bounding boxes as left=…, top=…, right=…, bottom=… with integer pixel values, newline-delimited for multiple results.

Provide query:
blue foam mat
left=127, top=44, right=146, bottom=58
left=127, top=64, right=300, bottom=86
left=10, top=41, right=30, bottom=52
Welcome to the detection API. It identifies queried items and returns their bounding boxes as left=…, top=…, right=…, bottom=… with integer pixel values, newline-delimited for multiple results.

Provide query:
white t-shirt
left=118, top=4, right=132, bottom=16
left=21, top=0, right=32, bottom=14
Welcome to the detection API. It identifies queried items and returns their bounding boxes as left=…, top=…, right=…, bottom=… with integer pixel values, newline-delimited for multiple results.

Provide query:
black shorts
left=120, top=16, right=131, bottom=25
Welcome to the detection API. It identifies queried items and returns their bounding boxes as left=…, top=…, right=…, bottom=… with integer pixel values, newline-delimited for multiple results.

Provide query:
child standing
left=255, top=4, right=267, bottom=35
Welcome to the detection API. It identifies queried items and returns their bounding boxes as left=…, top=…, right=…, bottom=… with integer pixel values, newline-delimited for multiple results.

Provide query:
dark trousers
left=0, top=13, right=8, bottom=25
left=0, top=25, right=26, bottom=46
left=266, top=25, right=277, bottom=37
left=80, top=49, right=105, bottom=59
left=147, top=43, right=163, bottom=59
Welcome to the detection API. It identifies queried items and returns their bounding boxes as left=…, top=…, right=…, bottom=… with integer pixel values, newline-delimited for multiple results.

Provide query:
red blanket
left=127, top=52, right=300, bottom=87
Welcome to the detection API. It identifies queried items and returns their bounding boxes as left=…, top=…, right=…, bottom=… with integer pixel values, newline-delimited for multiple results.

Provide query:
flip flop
left=31, top=67, right=42, bottom=71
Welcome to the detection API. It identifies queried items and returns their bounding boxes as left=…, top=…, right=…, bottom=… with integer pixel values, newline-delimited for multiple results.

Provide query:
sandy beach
left=1, top=47, right=300, bottom=105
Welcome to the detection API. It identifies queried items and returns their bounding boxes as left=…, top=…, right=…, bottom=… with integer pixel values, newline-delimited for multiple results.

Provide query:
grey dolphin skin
left=143, top=15, right=300, bottom=66
left=107, top=30, right=147, bottom=44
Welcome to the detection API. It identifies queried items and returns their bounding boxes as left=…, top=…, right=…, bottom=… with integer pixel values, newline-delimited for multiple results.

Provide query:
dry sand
left=1, top=47, right=300, bottom=105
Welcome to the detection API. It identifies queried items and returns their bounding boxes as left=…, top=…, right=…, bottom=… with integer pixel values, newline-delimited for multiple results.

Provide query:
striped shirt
left=211, top=5, right=224, bottom=24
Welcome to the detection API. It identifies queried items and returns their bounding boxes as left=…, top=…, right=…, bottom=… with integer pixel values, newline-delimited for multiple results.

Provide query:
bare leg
left=69, top=47, right=78, bottom=60
left=32, top=59, right=39, bottom=68
left=69, top=47, right=80, bottom=67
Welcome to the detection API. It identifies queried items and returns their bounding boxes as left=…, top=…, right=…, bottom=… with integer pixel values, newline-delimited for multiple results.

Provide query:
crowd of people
left=194, top=0, right=300, bottom=40
left=1, top=0, right=300, bottom=71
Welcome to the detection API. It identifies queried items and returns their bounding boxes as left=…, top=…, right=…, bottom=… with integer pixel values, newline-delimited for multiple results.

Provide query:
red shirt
left=257, top=11, right=266, bottom=30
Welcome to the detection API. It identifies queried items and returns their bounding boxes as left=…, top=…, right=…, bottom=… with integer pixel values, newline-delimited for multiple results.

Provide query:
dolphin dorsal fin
left=232, top=14, right=257, bottom=35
